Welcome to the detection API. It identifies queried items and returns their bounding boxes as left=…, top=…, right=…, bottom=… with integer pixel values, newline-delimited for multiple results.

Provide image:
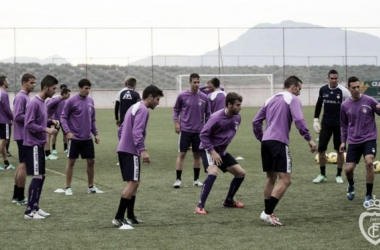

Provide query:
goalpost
left=175, top=74, right=274, bottom=96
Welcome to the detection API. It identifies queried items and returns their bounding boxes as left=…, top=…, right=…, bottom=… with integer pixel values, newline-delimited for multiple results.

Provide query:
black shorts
left=346, top=140, right=377, bottom=164
left=16, top=140, right=26, bottom=163
left=67, top=139, right=95, bottom=159
left=24, top=145, right=45, bottom=176
left=178, top=131, right=200, bottom=153
left=0, top=123, right=11, bottom=140
left=199, top=150, right=238, bottom=173
left=261, top=140, right=292, bottom=173
left=318, top=123, right=341, bottom=152
left=118, top=152, right=140, bottom=181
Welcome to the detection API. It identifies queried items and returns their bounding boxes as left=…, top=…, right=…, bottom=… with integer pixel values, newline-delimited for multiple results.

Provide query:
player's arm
left=199, top=118, right=222, bottom=165
left=60, top=99, right=74, bottom=139
left=252, top=105, right=266, bottom=142
left=90, top=101, right=99, bottom=143
left=339, top=105, right=348, bottom=152
left=173, top=95, right=182, bottom=133
left=313, top=89, right=323, bottom=133
left=13, top=97, right=26, bottom=124
left=132, top=108, right=149, bottom=157
left=290, top=98, right=312, bottom=142
left=25, top=103, right=47, bottom=134
left=115, top=101, right=120, bottom=126
left=204, top=97, right=211, bottom=123
left=3, top=93, right=13, bottom=122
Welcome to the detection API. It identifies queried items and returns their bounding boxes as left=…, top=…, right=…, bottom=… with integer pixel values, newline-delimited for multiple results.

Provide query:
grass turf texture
left=0, top=107, right=379, bottom=250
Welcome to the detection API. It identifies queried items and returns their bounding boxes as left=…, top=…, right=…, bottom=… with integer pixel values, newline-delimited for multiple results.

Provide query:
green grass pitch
left=0, top=107, right=379, bottom=249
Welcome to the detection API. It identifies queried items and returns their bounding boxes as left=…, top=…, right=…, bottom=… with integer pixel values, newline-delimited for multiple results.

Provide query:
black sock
left=337, top=168, right=342, bottom=177
left=13, top=185, right=18, bottom=199
left=52, top=144, right=56, bottom=150
left=176, top=170, right=182, bottom=180
left=64, top=143, right=68, bottom=151
left=348, top=178, right=354, bottom=186
left=194, top=168, right=200, bottom=180
left=265, top=196, right=279, bottom=215
left=366, top=183, right=373, bottom=196
left=18, top=187, right=25, bottom=201
left=88, top=185, right=93, bottom=189
left=320, top=166, right=326, bottom=176
left=265, top=199, right=270, bottom=210
left=4, top=160, right=9, bottom=166
left=115, top=197, right=130, bottom=219
left=127, top=196, right=136, bottom=219
left=225, top=177, right=245, bottom=203
left=45, top=150, right=51, bottom=157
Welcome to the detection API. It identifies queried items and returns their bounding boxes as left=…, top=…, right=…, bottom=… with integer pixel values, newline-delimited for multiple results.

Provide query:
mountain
left=132, top=20, right=380, bottom=66
left=0, top=55, right=70, bottom=65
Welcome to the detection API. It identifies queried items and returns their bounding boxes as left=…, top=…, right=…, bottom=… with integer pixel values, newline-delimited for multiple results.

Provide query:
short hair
left=347, top=76, right=360, bottom=87
left=328, top=69, right=338, bottom=77
left=225, top=92, right=242, bottom=107
left=21, top=73, right=35, bottom=84
left=284, top=76, right=302, bottom=89
left=189, top=73, right=200, bottom=82
left=60, top=84, right=68, bottom=90
left=41, top=75, right=58, bottom=89
left=61, top=88, right=71, bottom=96
left=125, top=76, right=137, bottom=88
left=142, top=85, right=164, bottom=99
left=78, top=78, right=92, bottom=88
left=0, top=76, right=7, bottom=86
left=209, top=78, right=220, bottom=88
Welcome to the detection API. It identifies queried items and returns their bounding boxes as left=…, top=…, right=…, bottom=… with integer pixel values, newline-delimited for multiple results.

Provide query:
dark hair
left=125, top=77, right=137, bottom=88
left=61, top=88, right=71, bottom=96
left=225, top=92, right=242, bottom=107
left=21, top=73, right=36, bottom=84
left=78, top=78, right=92, bottom=88
left=328, top=69, right=338, bottom=77
left=209, top=78, right=220, bottom=88
left=0, top=76, right=7, bottom=86
left=189, top=73, right=200, bottom=82
left=60, top=84, right=68, bottom=90
left=41, top=75, right=58, bottom=89
left=142, top=85, right=164, bottom=99
left=347, top=76, right=360, bottom=87
left=284, top=75, right=302, bottom=89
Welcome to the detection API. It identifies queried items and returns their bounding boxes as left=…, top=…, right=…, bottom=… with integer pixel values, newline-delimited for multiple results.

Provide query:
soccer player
left=0, top=75, right=15, bottom=170
left=11, top=74, right=36, bottom=205
left=115, top=76, right=141, bottom=127
left=340, top=76, right=380, bottom=207
left=44, top=87, right=71, bottom=159
left=112, top=85, right=164, bottom=227
left=24, top=75, right=59, bottom=219
left=207, top=78, right=226, bottom=113
left=253, top=76, right=317, bottom=226
left=61, top=79, right=103, bottom=196
left=50, top=87, right=71, bottom=155
left=173, top=73, right=211, bottom=188
left=194, top=92, right=245, bottom=215
left=312, top=70, right=350, bottom=184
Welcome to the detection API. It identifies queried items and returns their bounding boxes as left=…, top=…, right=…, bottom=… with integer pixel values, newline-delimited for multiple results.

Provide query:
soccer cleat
left=222, top=201, right=245, bottom=208
left=363, top=195, right=373, bottom=208
left=87, top=186, right=104, bottom=194
left=45, top=154, right=58, bottom=160
left=347, top=185, right=355, bottom=200
left=193, top=179, right=203, bottom=187
left=312, top=174, right=327, bottom=183
left=24, top=211, right=45, bottom=220
left=173, top=179, right=182, bottom=188
left=127, top=217, right=143, bottom=225
left=0, top=166, right=4, bottom=171
left=4, top=164, right=16, bottom=170
left=260, top=211, right=282, bottom=226
left=194, top=207, right=208, bottom=215
left=12, top=198, right=18, bottom=204
left=64, top=149, right=68, bottom=153
left=52, top=150, right=58, bottom=155
left=112, top=218, right=128, bottom=227
left=6, top=152, right=12, bottom=157
left=335, top=176, right=344, bottom=184
left=65, top=187, right=73, bottom=196
left=37, top=208, right=51, bottom=217
left=17, top=199, right=28, bottom=205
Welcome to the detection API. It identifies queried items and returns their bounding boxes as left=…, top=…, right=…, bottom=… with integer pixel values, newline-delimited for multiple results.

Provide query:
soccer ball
left=328, top=152, right=338, bottom=164
left=374, top=161, right=380, bottom=173
left=314, top=153, right=328, bottom=164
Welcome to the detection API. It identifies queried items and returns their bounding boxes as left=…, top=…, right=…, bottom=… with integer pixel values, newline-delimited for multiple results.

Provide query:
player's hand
left=174, top=122, right=180, bottom=134
left=66, top=132, right=75, bottom=140
left=94, top=135, right=100, bottom=144
left=339, top=142, right=346, bottom=153
left=52, top=119, right=60, bottom=129
left=141, top=151, right=150, bottom=164
left=313, top=118, right=321, bottom=134
left=46, top=127, right=58, bottom=135
left=308, top=140, right=317, bottom=153
left=376, top=103, right=380, bottom=109
left=210, top=150, right=222, bottom=166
